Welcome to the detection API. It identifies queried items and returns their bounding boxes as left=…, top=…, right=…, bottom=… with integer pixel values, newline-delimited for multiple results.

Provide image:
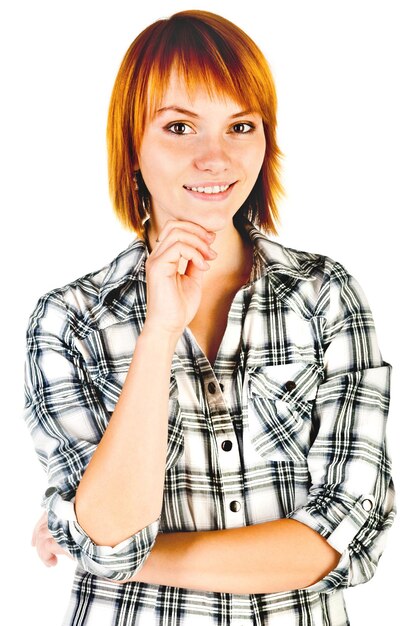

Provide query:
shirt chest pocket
left=245, top=362, right=323, bottom=464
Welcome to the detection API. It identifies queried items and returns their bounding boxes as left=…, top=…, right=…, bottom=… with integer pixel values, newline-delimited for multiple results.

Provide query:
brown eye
left=166, top=122, right=193, bottom=135
left=232, top=122, right=255, bottom=134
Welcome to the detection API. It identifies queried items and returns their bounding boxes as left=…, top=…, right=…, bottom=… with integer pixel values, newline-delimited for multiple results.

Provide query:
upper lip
left=183, top=181, right=236, bottom=188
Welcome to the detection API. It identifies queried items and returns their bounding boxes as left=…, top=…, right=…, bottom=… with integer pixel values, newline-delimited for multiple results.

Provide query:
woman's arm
left=127, top=519, right=340, bottom=593
left=75, top=222, right=216, bottom=548
left=75, top=326, right=179, bottom=547
left=32, top=512, right=339, bottom=593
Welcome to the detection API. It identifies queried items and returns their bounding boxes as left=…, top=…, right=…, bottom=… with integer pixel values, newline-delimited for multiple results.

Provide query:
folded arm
left=126, top=518, right=340, bottom=593
left=32, top=511, right=339, bottom=593
left=24, top=291, right=179, bottom=580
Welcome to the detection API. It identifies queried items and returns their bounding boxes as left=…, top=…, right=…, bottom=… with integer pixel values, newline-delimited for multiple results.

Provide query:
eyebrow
left=154, top=106, right=257, bottom=119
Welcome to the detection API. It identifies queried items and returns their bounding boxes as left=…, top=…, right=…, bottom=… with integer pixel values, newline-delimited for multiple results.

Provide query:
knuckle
left=169, top=227, right=183, bottom=242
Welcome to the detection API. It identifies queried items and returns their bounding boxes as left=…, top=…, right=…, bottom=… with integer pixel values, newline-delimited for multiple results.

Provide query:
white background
left=1, top=0, right=417, bottom=623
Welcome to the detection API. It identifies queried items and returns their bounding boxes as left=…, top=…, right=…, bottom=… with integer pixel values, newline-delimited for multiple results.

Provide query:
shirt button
left=285, top=380, right=296, bottom=391
left=221, top=440, right=233, bottom=451
left=361, top=498, right=374, bottom=512
left=230, top=500, right=241, bottom=512
left=220, top=383, right=225, bottom=392
left=45, top=487, right=56, bottom=498
left=208, top=381, right=217, bottom=394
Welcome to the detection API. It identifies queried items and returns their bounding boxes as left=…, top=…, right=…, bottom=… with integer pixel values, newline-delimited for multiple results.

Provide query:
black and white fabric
left=24, top=214, right=395, bottom=625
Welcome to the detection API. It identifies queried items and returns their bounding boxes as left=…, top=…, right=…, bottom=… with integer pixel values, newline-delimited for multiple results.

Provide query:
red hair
left=107, top=10, right=285, bottom=237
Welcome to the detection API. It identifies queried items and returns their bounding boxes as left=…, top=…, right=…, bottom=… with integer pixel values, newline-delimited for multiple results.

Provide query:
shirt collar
left=98, top=214, right=317, bottom=306
left=237, top=216, right=318, bottom=284
left=98, top=238, right=148, bottom=306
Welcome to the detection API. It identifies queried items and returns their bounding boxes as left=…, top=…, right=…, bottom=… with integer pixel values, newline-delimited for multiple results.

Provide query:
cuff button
left=361, top=498, right=374, bottom=512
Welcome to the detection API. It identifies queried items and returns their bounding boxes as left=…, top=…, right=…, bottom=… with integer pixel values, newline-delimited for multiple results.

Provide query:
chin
left=196, top=211, right=236, bottom=230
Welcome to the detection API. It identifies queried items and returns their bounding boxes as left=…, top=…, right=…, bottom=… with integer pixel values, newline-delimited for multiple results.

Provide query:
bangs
left=141, top=16, right=273, bottom=122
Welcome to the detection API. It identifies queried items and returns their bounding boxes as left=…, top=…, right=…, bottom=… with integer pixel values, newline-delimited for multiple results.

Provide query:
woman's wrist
left=140, top=321, right=183, bottom=346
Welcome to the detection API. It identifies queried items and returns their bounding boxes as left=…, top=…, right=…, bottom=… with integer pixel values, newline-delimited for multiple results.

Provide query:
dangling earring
left=133, top=169, right=151, bottom=225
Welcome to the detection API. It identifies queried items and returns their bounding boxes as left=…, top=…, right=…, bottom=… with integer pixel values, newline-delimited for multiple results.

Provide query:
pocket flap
left=248, top=362, right=323, bottom=403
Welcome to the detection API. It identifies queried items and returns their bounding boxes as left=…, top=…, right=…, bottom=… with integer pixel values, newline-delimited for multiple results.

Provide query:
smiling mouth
left=183, top=182, right=236, bottom=195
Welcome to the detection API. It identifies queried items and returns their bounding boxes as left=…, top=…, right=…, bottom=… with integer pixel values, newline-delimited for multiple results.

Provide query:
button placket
left=205, top=374, right=245, bottom=528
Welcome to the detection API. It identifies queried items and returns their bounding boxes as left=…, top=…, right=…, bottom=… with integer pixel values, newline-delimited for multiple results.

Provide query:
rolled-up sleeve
left=23, top=290, right=160, bottom=580
left=286, top=261, right=396, bottom=593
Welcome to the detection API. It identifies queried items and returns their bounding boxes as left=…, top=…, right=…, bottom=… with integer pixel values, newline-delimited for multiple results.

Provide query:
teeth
left=187, top=184, right=231, bottom=194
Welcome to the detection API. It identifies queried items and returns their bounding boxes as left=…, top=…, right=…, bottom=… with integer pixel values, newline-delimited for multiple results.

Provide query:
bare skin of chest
left=187, top=285, right=240, bottom=367
left=187, top=235, right=254, bottom=367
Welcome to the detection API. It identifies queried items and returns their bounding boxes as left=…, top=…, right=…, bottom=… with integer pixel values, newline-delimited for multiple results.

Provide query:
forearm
left=130, top=519, right=341, bottom=593
left=75, top=325, right=180, bottom=547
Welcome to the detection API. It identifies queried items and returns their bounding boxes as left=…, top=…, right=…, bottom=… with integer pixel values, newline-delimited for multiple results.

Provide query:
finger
left=155, top=220, right=216, bottom=249
left=41, top=551, right=58, bottom=567
left=37, top=537, right=60, bottom=562
left=183, top=253, right=207, bottom=282
left=152, top=227, right=217, bottom=263
left=45, top=536, right=69, bottom=557
left=37, top=540, right=70, bottom=566
left=32, top=511, right=48, bottom=546
left=37, top=543, right=54, bottom=565
left=157, top=219, right=215, bottom=242
left=150, top=241, right=211, bottom=276
left=38, top=526, right=52, bottom=543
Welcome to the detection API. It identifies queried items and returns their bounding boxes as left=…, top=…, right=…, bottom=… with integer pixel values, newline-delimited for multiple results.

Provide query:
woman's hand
left=144, top=219, right=217, bottom=335
left=32, top=511, right=73, bottom=567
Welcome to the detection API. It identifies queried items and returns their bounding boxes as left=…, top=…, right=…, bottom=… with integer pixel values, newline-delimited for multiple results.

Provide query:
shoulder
left=275, top=239, right=372, bottom=320
left=242, top=217, right=338, bottom=284
left=255, top=230, right=368, bottom=320
left=26, top=237, right=147, bottom=338
left=274, top=240, right=356, bottom=292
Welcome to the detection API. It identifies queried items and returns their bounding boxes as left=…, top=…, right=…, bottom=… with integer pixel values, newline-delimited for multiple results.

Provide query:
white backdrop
left=1, top=1, right=417, bottom=624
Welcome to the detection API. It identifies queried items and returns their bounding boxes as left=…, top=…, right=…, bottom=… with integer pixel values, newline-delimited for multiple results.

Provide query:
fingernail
left=207, top=231, right=216, bottom=240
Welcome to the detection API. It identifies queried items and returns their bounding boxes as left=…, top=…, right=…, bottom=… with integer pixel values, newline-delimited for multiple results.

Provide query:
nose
left=193, top=134, right=231, bottom=173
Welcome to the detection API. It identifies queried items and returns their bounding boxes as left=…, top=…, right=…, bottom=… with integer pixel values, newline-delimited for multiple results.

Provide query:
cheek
left=139, top=147, right=170, bottom=190
left=245, top=139, right=266, bottom=179
left=139, top=136, right=188, bottom=182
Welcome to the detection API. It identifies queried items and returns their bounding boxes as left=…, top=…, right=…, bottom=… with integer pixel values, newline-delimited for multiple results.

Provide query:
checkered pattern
left=24, top=214, right=395, bottom=625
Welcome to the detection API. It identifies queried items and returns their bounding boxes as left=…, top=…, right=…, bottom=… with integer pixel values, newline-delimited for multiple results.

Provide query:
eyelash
left=164, top=122, right=256, bottom=135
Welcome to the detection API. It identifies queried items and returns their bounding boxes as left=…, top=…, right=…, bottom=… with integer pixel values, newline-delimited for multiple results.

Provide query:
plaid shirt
left=24, top=214, right=395, bottom=625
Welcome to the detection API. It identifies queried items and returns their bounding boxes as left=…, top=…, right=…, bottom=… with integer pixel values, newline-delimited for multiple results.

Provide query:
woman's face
left=137, top=71, right=266, bottom=233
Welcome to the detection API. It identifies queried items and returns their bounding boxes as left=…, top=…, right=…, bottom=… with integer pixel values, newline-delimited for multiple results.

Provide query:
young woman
left=25, top=9, right=395, bottom=626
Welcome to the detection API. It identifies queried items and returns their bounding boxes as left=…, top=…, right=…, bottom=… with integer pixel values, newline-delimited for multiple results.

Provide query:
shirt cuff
left=287, top=492, right=376, bottom=593
left=45, top=487, right=160, bottom=580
